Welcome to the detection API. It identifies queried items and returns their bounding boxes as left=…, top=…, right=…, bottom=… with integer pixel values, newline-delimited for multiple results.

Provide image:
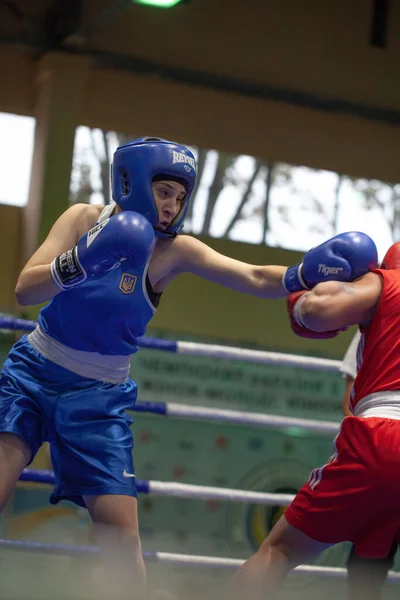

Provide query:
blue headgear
left=112, top=137, right=197, bottom=239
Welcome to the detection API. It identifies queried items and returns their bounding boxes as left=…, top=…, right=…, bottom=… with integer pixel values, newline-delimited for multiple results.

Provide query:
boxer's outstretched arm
left=293, top=272, right=382, bottom=332
left=174, top=235, right=288, bottom=299
left=173, top=232, right=377, bottom=300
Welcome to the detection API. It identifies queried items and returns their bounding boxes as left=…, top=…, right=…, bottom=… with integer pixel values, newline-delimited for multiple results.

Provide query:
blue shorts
left=0, top=336, right=138, bottom=508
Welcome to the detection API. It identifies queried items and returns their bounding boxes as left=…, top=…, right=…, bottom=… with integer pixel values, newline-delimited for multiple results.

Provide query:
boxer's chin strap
left=96, top=203, right=117, bottom=225
left=154, top=224, right=183, bottom=240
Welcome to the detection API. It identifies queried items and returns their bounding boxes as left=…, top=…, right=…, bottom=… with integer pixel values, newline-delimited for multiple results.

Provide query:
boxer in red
left=227, top=243, right=400, bottom=600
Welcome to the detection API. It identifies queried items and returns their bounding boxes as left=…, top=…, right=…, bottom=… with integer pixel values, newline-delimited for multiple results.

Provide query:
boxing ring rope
left=134, top=401, right=340, bottom=434
left=19, top=468, right=296, bottom=505
left=2, top=315, right=397, bottom=583
left=1, top=538, right=400, bottom=581
left=0, top=315, right=342, bottom=371
left=0, top=315, right=341, bottom=435
left=20, top=469, right=400, bottom=581
left=0, top=314, right=342, bottom=435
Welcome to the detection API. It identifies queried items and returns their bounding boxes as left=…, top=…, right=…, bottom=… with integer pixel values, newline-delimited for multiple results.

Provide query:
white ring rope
left=166, top=403, right=340, bottom=434
left=22, top=468, right=295, bottom=505
left=150, top=552, right=400, bottom=581
left=3, top=319, right=384, bottom=580
left=0, top=316, right=342, bottom=372
left=177, top=341, right=342, bottom=372
left=2, top=539, right=400, bottom=581
left=148, top=481, right=294, bottom=505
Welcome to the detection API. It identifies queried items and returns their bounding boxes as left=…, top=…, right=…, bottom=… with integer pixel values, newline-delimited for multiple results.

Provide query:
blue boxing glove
left=51, top=211, right=155, bottom=290
left=283, top=232, right=378, bottom=293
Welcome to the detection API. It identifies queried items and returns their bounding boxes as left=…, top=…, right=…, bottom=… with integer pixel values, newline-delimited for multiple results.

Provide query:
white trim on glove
left=292, top=291, right=312, bottom=328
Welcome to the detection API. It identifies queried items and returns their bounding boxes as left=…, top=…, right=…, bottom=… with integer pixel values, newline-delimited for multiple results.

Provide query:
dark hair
left=152, top=174, right=189, bottom=192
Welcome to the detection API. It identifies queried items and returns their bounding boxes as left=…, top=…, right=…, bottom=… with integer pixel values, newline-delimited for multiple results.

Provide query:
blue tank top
left=38, top=205, right=161, bottom=356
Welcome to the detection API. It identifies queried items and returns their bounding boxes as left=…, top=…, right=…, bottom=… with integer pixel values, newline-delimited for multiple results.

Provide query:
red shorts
left=285, top=416, right=400, bottom=558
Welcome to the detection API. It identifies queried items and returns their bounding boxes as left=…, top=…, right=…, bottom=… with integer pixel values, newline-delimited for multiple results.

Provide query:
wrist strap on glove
left=51, top=248, right=87, bottom=291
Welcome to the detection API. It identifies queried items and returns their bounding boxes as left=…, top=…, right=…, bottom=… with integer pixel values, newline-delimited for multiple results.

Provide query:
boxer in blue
left=1, top=137, right=377, bottom=597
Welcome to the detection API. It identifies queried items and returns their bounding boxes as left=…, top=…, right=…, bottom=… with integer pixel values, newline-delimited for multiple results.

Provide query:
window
left=0, top=112, right=35, bottom=207
left=70, top=126, right=398, bottom=258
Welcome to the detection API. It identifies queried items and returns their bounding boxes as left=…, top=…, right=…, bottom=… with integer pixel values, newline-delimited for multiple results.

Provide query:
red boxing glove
left=287, top=291, right=341, bottom=339
left=381, top=243, right=400, bottom=270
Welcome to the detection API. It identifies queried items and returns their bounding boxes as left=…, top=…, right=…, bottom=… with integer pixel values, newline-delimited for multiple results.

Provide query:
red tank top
left=351, top=269, right=400, bottom=411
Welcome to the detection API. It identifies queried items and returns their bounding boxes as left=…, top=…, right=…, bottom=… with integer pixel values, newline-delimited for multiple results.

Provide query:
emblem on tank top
left=119, top=273, right=137, bottom=294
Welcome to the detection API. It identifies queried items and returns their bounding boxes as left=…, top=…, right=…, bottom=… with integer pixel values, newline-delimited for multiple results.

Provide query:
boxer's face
left=152, top=180, right=187, bottom=229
